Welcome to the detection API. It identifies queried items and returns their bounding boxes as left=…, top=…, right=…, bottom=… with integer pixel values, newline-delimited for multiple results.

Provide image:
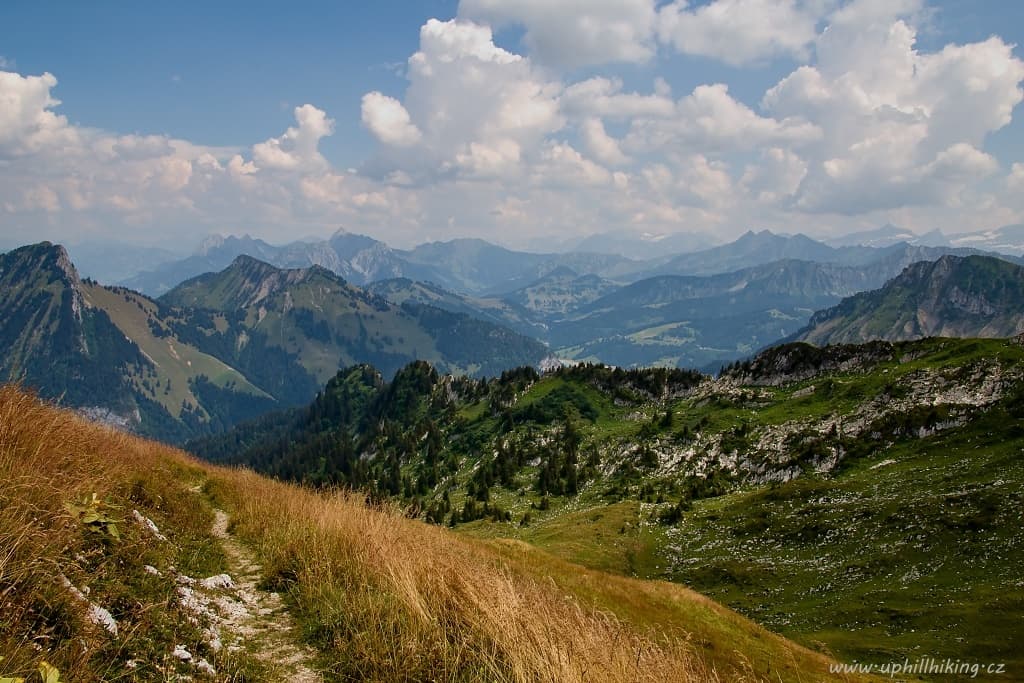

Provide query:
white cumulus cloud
left=657, top=0, right=827, bottom=66
left=252, top=104, right=334, bottom=172
left=361, top=92, right=422, bottom=147
left=763, top=1, right=1024, bottom=214
left=579, top=118, right=630, bottom=166
left=459, top=0, right=657, bottom=69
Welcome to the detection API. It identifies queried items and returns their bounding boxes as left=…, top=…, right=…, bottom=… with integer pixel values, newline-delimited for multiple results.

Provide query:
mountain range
left=359, top=240, right=1024, bottom=372
left=7, top=229, right=1024, bottom=443
left=112, top=224, right=1024, bottom=300
left=0, top=243, right=547, bottom=441
left=118, top=229, right=640, bottom=297
left=8, top=233, right=1024, bottom=676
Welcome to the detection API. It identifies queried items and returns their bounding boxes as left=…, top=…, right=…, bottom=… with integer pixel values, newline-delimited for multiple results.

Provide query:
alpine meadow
left=3, top=1, right=1024, bottom=681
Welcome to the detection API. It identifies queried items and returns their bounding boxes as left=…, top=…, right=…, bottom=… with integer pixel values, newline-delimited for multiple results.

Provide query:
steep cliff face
left=0, top=243, right=147, bottom=414
left=0, top=243, right=282, bottom=440
left=794, top=255, right=1024, bottom=345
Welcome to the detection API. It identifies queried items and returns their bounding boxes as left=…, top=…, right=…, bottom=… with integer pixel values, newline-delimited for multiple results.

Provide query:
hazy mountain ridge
left=545, top=258, right=925, bottom=370
left=101, top=223, right=1024, bottom=301
left=36, top=227, right=1024, bottom=378
left=66, top=242, right=181, bottom=283
left=366, top=278, right=547, bottom=338
left=946, top=223, right=1024, bottom=255
left=118, top=229, right=640, bottom=297
left=825, top=223, right=947, bottom=248
left=569, top=229, right=719, bottom=260
left=501, top=267, right=620, bottom=317
left=794, top=255, right=1024, bottom=345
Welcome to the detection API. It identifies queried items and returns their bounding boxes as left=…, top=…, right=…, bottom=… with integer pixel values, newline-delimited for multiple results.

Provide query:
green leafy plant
left=0, top=658, right=60, bottom=683
left=65, top=492, right=122, bottom=540
left=37, top=663, right=60, bottom=683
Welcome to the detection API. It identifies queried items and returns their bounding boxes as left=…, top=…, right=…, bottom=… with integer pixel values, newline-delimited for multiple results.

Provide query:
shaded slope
left=0, top=243, right=146, bottom=414
left=0, top=243, right=275, bottom=441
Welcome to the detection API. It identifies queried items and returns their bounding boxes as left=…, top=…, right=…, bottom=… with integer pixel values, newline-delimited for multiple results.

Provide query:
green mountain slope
left=190, top=336, right=1024, bottom=672
left=795, top=255, right=1024, bottom=345
left=161, top=255, right=550, bottom=383
left=0, top=243, right=277, bottom=442
left=1, top=244, right=549, bottom=442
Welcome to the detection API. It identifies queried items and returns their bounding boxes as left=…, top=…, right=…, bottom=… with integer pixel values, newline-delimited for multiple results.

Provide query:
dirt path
left=209, top=509, right=322, bottom=682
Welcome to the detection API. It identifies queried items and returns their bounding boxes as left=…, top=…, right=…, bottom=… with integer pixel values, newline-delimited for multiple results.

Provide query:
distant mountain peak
left=543, top=265, right=579, bottom=280
left=53, top=243, right=82, bottom=286
left=195, top=234, right=227, bottom=255
left=795, top=254, right=1024, bottom=345
left=737, top=229, right=782, bottom=243
left=194, top=233, right=269, bottom=257
left=229, top=253, right=281, bottom=274
left=225, top=254, right=340, bottom=288
left=7, top=241, right=82, bottom=288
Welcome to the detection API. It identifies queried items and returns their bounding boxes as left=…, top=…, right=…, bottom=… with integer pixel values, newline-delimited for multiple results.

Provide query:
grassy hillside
left=81, top=283, right=271, bottom=419
left=0, top=385, right=857, bottom=682
left=192, top=336, right=1024, bottom=675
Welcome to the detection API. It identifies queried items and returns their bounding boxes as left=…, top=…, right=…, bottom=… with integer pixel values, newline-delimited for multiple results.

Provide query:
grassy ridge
left=0, top=385, right=255, bottom=680
left=0, top=385, right=862, bottom=682
left=82, top=283, right=270, bottom=417
left=451, top=338, right=1024, bottom=675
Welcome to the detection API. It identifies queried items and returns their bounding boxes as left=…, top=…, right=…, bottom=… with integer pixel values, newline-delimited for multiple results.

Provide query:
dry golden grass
left=209, top=470, right=728, bottom=682
left=0, top=385, right=860, bottom=682
left=0, top=385, right=233, bottom=680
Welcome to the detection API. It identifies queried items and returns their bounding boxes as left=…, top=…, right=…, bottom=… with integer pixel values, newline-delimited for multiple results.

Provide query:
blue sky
left=0, top=2, right=458, bottom=164
left=2, top=0, right=1024, bottom=250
